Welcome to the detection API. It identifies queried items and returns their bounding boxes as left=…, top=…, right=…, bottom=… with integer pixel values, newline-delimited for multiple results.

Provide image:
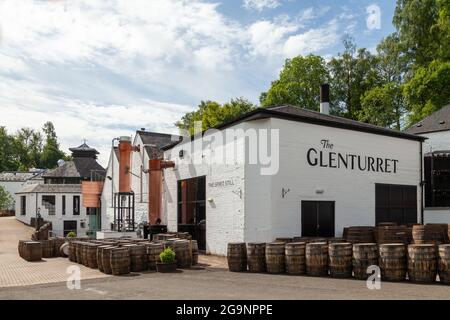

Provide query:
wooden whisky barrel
left=22, top=241, right=42, bottom=261
left=110, top=247, right=130, bottom=275
left=305, top=242, right=328, bottom=276
left=407, top=244, right=437, bottom=283
left=173, top=240, right=191, bottom=268
left=191, top=240, right=199, bottom=265
left=101, top=246, right=116, bottom=274
left=438, top=244, right=450, bottom=285
left=285, top=242, right=306, bottom=275
left=86, top=243, right=101, bottom=268
left=327, top=237, right=346, bottom=244
left=328, top=243, right=353, bottom=278
left=59, top=242, right=69, bottom=257
left=40, top=239, right=54, bottom=258
left=227, top=242, right=247, bottom=272
left=345, top=226, right=375, bottom=243
left=413, top=224, right=448, bottom=245
left=265, top=242, right=285, bottom=274
left=68, top=241, right=77, bottom=262
left=275, top=237, right=292, bottom=243
left=352, top=243, right=378, bottom=280
left=52, top=237, right=66, bottom=257
left=147, top=243, right=165, bottom=270
left=377, top=226, right=409, bottom=244
left=97, top=245, right=113, bottom=272
left=247, top=242, right=266, bottom=272
left=123, top=244, right=148, bottom=272
left=379, top=244, right=406, bottom=281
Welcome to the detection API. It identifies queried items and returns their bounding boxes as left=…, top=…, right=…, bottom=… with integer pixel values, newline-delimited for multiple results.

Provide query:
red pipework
left=148, top=159, right=175, bottom=224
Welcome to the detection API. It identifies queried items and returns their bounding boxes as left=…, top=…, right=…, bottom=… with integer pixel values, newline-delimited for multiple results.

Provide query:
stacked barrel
left=225, top=230, right=450, bottom=285
left=285, top=242, right=306, bottom=274
left=63, top=234, right=199, bottom=275
left=18, top=240, right=42, bottom=261
left=352, top=243, right=378, bottom=280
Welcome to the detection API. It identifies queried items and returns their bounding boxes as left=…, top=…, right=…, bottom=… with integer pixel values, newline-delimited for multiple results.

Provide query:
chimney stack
left=320, top=83, right=330, bottom=115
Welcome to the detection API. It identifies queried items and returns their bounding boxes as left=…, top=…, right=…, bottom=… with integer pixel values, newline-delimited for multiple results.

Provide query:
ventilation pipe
left=148, top=159, right=175, bottom=225
left=320, top=83, right=330, bottom=115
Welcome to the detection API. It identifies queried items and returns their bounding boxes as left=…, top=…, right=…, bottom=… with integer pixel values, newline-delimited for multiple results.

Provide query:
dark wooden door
left=301, top=201, right=335, bottom=237
left=63, top=220, right=77, bottom=236
left=375, top=184, right=417, bottom=225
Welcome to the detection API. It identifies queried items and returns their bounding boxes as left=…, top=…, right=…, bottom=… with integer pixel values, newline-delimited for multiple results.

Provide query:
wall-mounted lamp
left=315, top=189, right=324, bottom=194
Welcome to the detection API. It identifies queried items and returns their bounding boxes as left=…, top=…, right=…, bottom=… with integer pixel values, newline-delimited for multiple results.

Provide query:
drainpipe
left=111, top=137, right=119, bottom=206
left=420, top=140, right=424, bottom=224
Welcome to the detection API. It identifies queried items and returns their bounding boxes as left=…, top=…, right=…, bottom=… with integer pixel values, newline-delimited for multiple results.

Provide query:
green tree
left=40, top=122, right=66, bottom=169
left=0, top=186, right=14, bottom=210
left=403, top=60, right=450, bottom=124
left=360, top=83, right=405, bottom=129
left=328, top=36, right=380, bottom=119
left=176, top=98, right=256, bottom=135
left=393, top=0, right=440, bottom=67
left=0, top=127, right=20, bottom=172
left=14, top=128, right=43, bottom=170
left=260, top=54, right=329, bottom=111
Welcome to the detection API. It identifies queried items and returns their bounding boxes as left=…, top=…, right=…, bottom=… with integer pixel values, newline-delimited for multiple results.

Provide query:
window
left=42, top=195, right=56, bottom=215
left=62, top=195, right=66, bottom=215
left=424, top=153, right=450, bottom=207
left=20, top=196, right=26, bottom=215
left=73, top=196, right=80, bottom=215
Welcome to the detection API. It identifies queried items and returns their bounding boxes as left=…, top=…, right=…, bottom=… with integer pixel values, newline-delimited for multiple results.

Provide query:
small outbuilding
left=162, top=104, right=425, bottom=255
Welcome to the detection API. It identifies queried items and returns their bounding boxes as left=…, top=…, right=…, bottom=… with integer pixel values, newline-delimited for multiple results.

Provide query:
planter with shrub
left=156, top=248, right=177, bottom=273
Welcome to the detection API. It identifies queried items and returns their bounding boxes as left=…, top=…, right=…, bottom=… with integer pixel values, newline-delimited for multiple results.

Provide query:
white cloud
left=243, top=0, right=282, bottom=11
left=283, top=19, right=340, bottom=57
left=0, top=0, right=355, bottom=165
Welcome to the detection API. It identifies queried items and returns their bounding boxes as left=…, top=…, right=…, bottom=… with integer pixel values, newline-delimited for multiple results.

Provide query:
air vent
left=417, top=123, right=422, bottom=127
left=439, top=120, right=445, bottom=124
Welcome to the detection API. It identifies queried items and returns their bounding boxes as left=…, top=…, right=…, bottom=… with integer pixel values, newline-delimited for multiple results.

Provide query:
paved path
left=1, top=216, right=450, bottom=299
left=0, top=217, right=109, bottom=288
left=1, top=266, right=450, bottom=300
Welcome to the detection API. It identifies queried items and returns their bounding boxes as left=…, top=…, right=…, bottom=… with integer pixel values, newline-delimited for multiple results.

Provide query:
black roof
left=42, top=158, right=106, bottom=179
left=162, top=105, right=425, bottom=150
left=43, top=142, right=105, bottom=179
left=405, top=104, right=450, bottom=134
left=69, top=142, right=100, bottom=159
left=137, top=131, right=181, bottom=158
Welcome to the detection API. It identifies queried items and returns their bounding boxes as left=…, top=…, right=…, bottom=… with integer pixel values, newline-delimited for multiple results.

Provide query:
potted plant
left=156, top=248, right=177, bottom=273
left=66, top=231, right=76, bottom=238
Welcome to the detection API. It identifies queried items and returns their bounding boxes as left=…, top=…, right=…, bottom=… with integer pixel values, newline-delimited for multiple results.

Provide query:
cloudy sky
left=0, top=0, right=396, bottom=165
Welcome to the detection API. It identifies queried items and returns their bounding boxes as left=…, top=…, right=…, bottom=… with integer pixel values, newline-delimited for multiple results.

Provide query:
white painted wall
left=15, top=192, right=88, bottom=236
left=101, top=136, right=150, bottom=230
left=421, top=130, right=450, bottom=153
left=101, top=148, right=119, bottom=230
left=164, top=117, right=422, bottom=256
left=419, top=129, right=450, bottom=223
left=267, top=118, right=421, bottom=240
left=164, top=122, right=248, bottom=255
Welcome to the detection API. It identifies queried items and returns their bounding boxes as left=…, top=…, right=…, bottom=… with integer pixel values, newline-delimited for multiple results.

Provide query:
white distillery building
left=162, top=105, right=425, bottom=255
left=0, top=170, right=45, bottom=211
left=15, top=143, right=106, bottom=236
left=405, top=104, right=450, bottom=223
left=101, top=130, right=178, bottom=230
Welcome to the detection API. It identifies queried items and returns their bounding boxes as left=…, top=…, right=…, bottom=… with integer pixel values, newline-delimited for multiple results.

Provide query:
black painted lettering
left=307, top=148, right=318, bottom=166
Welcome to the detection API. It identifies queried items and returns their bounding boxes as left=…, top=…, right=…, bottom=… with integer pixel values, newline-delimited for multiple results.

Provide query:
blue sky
left=0, top=0, right=397, bottom=165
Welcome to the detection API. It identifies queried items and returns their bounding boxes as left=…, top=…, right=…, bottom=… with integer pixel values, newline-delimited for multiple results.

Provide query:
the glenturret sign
left=306, top=139, right=399, bottom=173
